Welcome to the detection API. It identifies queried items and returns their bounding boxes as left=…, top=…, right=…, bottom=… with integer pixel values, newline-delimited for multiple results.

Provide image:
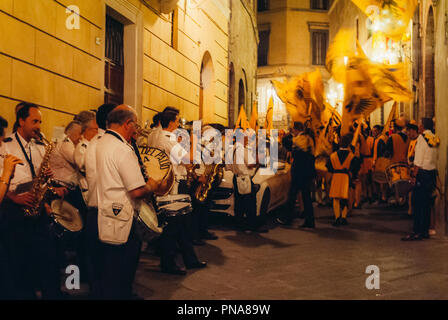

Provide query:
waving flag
left=235, top=105, right=250, bottom=131
left=249, top=100, right=259, bottom=131
left=351, top=0, right=417, bottom=41
left=264, top=97, right=274, bottom=131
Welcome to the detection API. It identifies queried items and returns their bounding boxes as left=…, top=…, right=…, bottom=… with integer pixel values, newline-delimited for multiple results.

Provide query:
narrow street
left=134, top=204, right=448, bottom=300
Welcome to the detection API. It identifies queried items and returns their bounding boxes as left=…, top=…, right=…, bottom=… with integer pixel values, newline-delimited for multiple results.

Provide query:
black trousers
left=84, top=207, right=103, bottom=299
left=160, top=214, right=199, bottom=269
left=0, top=238, right=15, bottom=299
left=0, top=202, right=62, bottom=299
left=412, top=169, right=437, bottom=236
left=99, top=219, right=142, bottom=300
left=233, top=175, right=257, bottom=229
left=189, top=197, right=211, bottom=240
left=282, top=179, right=315, bottom=225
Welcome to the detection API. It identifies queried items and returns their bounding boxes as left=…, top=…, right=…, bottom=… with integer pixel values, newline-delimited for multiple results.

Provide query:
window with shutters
left=104, top=15, right=124, bottom=105
left=258, top=30, right=270, bottom=66
left=310, top=0, right=329, bottom=10
left=258, top=0, right=269, bottom=12
left=311, top=30, right=328, bottom=66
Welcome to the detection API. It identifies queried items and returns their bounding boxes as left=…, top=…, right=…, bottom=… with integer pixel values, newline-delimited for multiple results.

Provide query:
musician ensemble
left=0, top=100, right=440, bottom=300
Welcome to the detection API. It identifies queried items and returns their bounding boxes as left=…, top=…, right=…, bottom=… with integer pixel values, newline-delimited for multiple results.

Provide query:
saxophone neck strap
left=15, top=132, right=36, bottom=178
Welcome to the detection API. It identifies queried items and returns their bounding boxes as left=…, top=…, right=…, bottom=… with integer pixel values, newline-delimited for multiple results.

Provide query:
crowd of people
left=0, top=101, right=270, bottom=300
left=276, top=116, right=440, bottom=242
left=0, top=100, right=440, bottom=300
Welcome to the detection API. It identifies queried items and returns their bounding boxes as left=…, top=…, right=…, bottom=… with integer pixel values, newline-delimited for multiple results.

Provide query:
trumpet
left=136, top=123, right=151, bottom=136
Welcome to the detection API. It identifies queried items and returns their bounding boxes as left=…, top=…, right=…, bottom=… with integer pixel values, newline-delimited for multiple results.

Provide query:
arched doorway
left=424, top=7, right=435, bottom=118
left=228, top=63, right=235, bottom=127
left=200, top=51, right=215, bottom=123
left=238, top=79, right=245, bottom=111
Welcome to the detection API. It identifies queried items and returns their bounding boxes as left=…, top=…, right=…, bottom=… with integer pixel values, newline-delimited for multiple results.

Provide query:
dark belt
left=333, top=169, right=349, bottom=174
left=419, top=169, right=437, bottom=174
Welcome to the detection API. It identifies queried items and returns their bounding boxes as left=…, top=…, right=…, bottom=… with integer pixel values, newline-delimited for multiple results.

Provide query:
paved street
left=134, top=203, right=448, bottom=300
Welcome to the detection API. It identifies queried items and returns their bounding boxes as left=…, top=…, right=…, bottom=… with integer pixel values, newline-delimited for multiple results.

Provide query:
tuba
left=24, top=133, right=56, bottom=217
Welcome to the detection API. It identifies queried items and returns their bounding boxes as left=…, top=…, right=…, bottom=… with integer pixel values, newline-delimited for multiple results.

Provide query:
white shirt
left=3, top=132, right=45, bottom=192
left=96, top=130, right=146, bottom=244
left=74, top=137, right=89, bottom=174
left=232, top=142, right=256, bottom=177
left=85, top=129, right=105, bottom=207
left=0, top=143, right=6, bottom=174
left=146, top=125, right=162, bottom=148
left=49, top=136, right=78, bottom=186
left=152, top=130, right=188, bottom=178
left=414, top=130, right=438, bottom=171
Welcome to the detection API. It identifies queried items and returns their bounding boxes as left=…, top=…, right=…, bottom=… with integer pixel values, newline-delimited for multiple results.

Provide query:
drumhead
left=159, top=202, right=192, bottom=217
left=156, top=194, right=191, bottom=205
left=51, top=200, right=83, bottom=232
left=138, top=146, right=171, bottom=181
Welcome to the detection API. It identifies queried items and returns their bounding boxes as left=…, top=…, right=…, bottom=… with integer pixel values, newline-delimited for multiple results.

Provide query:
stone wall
left=228, top=0, right=258, bottom=126
left=0, top=0, right=231, bottom=138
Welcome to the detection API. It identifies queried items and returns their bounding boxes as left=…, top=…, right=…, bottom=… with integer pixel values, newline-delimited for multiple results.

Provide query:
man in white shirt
left=73, top=111, right=98, bottom=200
left=95, top=105, right=161, bottom=299
left=83, top=103, right=117, bottom=298
left=50, top=121, right=82, bottom=187
left=402, top=118, right=439, bottom=241
left=150, top=108, right=206, bottom=275
left=1, top=103, right=63, bottom=299
left=231, top=131, right=268, bottom=233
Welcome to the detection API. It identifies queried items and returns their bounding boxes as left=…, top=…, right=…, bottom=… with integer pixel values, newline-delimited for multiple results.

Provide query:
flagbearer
left=327, top=135, right=361, bottom=226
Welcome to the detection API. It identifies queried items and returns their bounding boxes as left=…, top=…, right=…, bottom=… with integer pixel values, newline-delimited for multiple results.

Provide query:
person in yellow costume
left=326, top=135, right=361, bottom=226
left=372, top=125, right=388, bottom=203
left=386, top=118, right=410, bottom=206
left=360, top=125, right=375, bottom=204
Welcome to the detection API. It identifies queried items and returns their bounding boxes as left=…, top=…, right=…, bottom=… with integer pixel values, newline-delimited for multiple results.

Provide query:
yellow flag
left=249, top=100, right=259, bottom=131
left=382, top=101, right=398, bottom=135
left=271, top=68, right=325, bottom=135
left=351, top=0, right=417, bottom=41
left=235, top=105, right=250, bottom=131
left=265, top=97, right=274, bottom=131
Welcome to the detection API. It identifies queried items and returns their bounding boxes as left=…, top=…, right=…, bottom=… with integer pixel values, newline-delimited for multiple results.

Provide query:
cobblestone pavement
left=134, top=202, right=448, bottom=300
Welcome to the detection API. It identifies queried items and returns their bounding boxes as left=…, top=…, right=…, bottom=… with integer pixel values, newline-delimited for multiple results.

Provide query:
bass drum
left=49, top=199, right=83, bottom=239
left=135, top=201, right=165, bottom=242
left=138, top=145, right=175, bottom=196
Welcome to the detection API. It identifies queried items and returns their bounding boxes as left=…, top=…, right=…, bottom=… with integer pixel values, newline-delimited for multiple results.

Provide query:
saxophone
left=24, top=133, right=55, bottom=217
left=194, top=163, right=224, bottom=203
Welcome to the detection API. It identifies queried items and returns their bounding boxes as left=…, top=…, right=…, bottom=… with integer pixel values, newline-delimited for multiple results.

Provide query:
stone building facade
left=0, top=0, right=231, bottom=138
left=256, top=0, right=330, bottom=129
left=227, top=0, right=258, bottom=127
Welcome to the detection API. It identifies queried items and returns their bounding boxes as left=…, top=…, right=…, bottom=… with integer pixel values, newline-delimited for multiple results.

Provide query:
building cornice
left=258, top=7, right=329, bottom=15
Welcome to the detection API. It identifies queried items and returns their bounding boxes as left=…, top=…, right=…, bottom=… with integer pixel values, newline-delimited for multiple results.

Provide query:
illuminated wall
left=0, top=0, right=231, bottom=138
